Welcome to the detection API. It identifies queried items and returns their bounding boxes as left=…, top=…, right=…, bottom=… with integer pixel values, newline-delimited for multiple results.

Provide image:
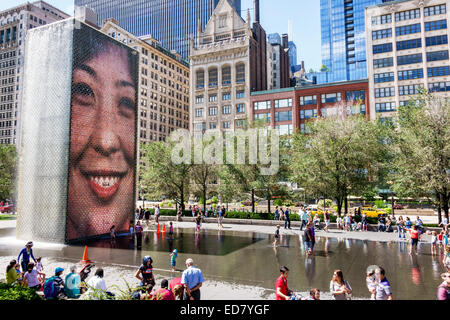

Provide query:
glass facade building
left=74, top=0, right=241, bottom=60
left=310, top=0, right=393, bottom=84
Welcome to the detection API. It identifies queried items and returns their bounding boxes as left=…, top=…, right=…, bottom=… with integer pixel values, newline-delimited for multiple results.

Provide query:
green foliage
left=318, top=199, right=333, bottom=208
left=374, top=200, right=387, bottom=209
left=0, top=283, right=42, bottom=300
left=273, top=198, right=283, bottom=207
left=385, top=207, right=392, bottom=215
left=0, top=145, right=17, bottom=200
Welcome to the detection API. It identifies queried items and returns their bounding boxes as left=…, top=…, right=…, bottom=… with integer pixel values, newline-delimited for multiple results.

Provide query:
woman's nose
left=91, top=97, right=120, bottom=156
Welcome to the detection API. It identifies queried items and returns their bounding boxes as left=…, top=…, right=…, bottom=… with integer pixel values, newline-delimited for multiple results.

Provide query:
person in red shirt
left=409, top=225, right=420, bottom=255
left=276, top=266, right=293, bottom=300
left=151, top=279, right=175, bottom=300
left=169, top=277, right=184, bottom=300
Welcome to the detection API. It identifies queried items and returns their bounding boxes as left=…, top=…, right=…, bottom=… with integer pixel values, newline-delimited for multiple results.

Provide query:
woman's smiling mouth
left=81, top=170, right=127, bottom=202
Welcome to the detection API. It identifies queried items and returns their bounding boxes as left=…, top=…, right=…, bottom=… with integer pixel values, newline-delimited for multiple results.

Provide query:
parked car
left=0, top=203, right=15, bottom=213
left=361, top=206, right=385, bottom=218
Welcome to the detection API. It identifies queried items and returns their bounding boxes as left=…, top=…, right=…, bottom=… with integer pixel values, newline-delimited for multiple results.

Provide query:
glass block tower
left=74, top=0, right=242, bottom=60
left=312, top=0, right=393, bottom=83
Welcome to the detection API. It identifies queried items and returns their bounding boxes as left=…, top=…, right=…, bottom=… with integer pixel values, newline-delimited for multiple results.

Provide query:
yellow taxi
left=361, top=207, right=386, bottom=218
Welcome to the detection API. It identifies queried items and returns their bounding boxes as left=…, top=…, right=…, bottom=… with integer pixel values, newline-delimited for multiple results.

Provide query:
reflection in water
left=305, top=256, right=316, bottom=287
left=409, top=255, right=422, bottom=286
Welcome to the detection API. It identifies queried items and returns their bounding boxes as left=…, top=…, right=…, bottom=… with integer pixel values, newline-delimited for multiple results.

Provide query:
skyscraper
left=74, top=0, right=242, bottom=60
left=312, top=0, right=393, bottom=84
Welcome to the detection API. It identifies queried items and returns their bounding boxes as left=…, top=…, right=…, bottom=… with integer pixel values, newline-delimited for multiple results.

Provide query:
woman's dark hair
left=333, top=270, right=344, bottom=284
left=310, top=288, right=320, bottom=299
left=73, top=23, right=138, bottom=86
left=27, top=262, right=35, bottom=272
left=95, top=268, right=104, bottom=278
left=378, top=266, right=385, bottom=276
left=6, top=260, right=16, bottom=273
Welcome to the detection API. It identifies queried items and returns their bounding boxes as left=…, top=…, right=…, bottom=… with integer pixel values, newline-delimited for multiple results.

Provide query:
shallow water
left=0, top=226, right=446, bottom=300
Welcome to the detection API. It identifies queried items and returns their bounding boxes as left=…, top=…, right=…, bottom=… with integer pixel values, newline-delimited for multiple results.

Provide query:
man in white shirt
left=85, top=268, right=114, bottom=299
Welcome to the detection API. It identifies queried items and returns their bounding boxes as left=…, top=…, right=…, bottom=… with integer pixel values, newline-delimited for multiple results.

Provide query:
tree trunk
left=437, top=192, right=442, bottom=225
left=344, top=193, right=348, bottom=215
left=336, top=197, right=343, bottom=217
left=268, top=195, right=271, bottom=214
left=203, top=185, right=207, bottom=214
left=251, top=189, right=255, bottom=213
left=443, top=192, right=449, bottom=221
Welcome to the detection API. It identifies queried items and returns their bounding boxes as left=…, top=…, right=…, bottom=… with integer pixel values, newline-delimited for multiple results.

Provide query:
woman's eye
left=119, top=97, right=136, bottom=117
left=72, top=83, right=95, bottom=105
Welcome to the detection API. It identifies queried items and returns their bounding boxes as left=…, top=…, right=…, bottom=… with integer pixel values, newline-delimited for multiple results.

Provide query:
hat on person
left=55, top=267, right=64, bottom=274
left=173, top=249, right=178, bottom=254
left=26, top=241, right=33, bottom=247
left=161, top=279, right=169, bottom=289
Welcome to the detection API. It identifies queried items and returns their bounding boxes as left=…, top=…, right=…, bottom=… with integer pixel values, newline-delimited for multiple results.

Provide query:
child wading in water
left=170, top=249, right=178, bottom=272
left=431, top=231, right=438, bottom=255
left=273, top=225, right=280, bottom=247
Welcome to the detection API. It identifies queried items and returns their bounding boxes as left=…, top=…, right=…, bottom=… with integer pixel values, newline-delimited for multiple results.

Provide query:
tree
left=139, top=142, right=191, bottom=212
left=390, top=92, right=450, bottom=222
left=0, top=145, right=17, bottom=201
left=290, top=110, right=388, bottom=216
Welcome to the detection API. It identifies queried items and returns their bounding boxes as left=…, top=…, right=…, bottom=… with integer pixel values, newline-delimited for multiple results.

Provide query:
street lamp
left=387, top=181, right=395, bottom=219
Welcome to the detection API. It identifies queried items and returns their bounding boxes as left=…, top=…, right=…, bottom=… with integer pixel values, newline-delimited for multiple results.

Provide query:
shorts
left=325, top=220, right=330, bottom=226
left=411, top=238, right=419, bottom=246
left=171, top=260, right=176, bottom=267
left=305, top=241, right=314, bottom=252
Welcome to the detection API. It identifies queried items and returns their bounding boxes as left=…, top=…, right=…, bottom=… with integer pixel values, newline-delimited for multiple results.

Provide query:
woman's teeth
left=89, top=176, right=120, bottom=188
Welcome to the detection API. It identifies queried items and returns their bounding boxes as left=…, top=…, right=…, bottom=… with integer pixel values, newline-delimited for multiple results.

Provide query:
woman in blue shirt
left=17, top=241, right=36, bottom=272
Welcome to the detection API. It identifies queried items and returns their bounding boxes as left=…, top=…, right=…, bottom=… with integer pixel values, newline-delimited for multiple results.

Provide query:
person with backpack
left=64, top=265, right=81, bottom=299
left=437, top=272, right=450, bottom=300
left=135, top=256, right=155, bottom=293
left=44, top=267, right=66, bottom=300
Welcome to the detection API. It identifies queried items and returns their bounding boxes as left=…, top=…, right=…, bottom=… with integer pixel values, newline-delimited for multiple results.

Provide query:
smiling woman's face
left=67, top=42, right=136, bottom=241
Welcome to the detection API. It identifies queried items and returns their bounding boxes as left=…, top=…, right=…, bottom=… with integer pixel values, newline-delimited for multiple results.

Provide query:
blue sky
left=1, top=0, right=322, bottom=70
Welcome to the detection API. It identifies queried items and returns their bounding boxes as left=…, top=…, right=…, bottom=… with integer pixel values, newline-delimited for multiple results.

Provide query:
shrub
left=0, top=283, right=42, bottom=300
left=318, top=199, right=333, bottom=208
left=273, top=199, right=283, bottom=207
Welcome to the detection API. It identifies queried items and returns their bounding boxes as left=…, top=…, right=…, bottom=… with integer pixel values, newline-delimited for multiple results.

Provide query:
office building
left=0, top=1, right=69, bottom=146
left=74, top=0, right=242, bottom=60
left=189, top=0, right=267, bottom=133
left=308, top=0, right=394, bottom=84
left=288, top=40, right=298, bottom=70
left=101, top=19, right=190, bottom=143
left=267, top=33, right=291, bottom=89
left=366, top=0, right=450, bottom=121
left=250, top=79, right=370, bottom=135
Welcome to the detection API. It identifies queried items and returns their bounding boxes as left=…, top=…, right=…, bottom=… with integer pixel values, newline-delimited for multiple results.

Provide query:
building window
left=235, top=119, right=247, bottom=128
left=428, top=81, right=450, bottom=92
left=376, top=102, right=396, bottom=113
left=274, top=98, right=292, bottom=108
left=195, top=95, right=204, bottom=104
left=374, top=87, right=395, bottom=98
left=321, top=93, right=341, bottom=104
left=398, top=84, right=423, bottom=96
left=345, top=90, right=365, bottom=101
left=209, top=94, right=217, bottom=103
left=372, top=14, right=392, bottom=25
left=195, top=108, right=203, bottom=117
left=374, top=72, right=395, bottom=83
left=426, top=35, right=448, bottom=47
left=396, top=23, right=421, bottom=36
left=372, top=28, right=392, bottom=40
left=195, top=122, right=206, bottom=131
left=396, top=38, right=421, bottom=51
left=209, top=122, right=217, bottom=129
left=398, top=69, right=424, bottom=81
left=236, top=63, right=245, bottom=83
left=196, top=70, right=204, bottom=89
left=222, top=92, right=231, bottom=101
left=275, top=111, right=292, bottom=122
left=222, top=105, right=231, bottom=115
left=222, top=65, right=231, bottom=85
left=300, top=109, right=317, bottom=119
left=299, top=95, right=317, bottom=106
left=254, top=113, right=271, bottom=123
left=428, top=66, right=450, bottom=78
left=209, top=107, right=218, bottom=116
left=395, top=9, right=420, bottom=21
left=236, top=103, right=245, bottom=113
left=426, top=50, right=449, bottom=62
left=397, top=53, right=422, bottom=66
left=208, top=68, right=218, bottom=87
left=373, top=43, right=393, bottom=54
left=425, top=19, right=447, bottom=31
left=424, top=4, right=446, bottom=16
left=373, top=57, right=394, bottom=68
left=254, top=101, right=271, bottom=110
left=223, top=121, right=231, bottom=129
left=236, top=90, right=245, bottom=99
left=275, top=124, right=293, bottom=136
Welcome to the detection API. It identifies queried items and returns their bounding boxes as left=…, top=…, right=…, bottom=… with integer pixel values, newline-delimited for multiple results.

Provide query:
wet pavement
left=0, top=219, right=447, bottom=300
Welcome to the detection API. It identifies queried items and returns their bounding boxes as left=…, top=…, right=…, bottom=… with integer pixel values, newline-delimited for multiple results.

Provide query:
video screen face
left=66, top=24, right=138, bottom=241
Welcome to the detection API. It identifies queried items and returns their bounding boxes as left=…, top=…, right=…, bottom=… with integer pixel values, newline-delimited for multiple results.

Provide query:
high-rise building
left=366, top=0, right=450, bottom=121
left=74, top=0, right=242, bottom=60
left=0, top=1, right=69, bottom=146
left=308, top=0, right=394, bottom=84
left=189, top=0, right=267, bottom=133
left=267, top=33, right=291, bottom=90
left=288, top=41, right=297, bottom=69
left=101, top=19, right=190, bottom=144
